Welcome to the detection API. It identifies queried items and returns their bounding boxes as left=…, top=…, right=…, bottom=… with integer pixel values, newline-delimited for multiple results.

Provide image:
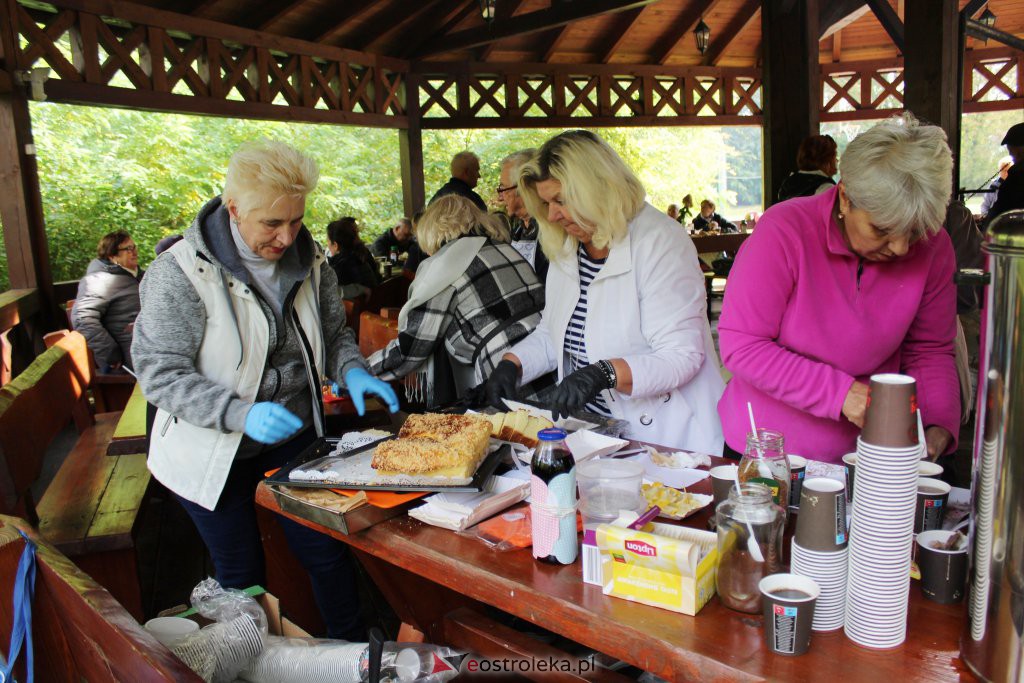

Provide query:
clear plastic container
left=715, top=483, right=785, bottom=613
left=738, top=428, right=791, bottom=510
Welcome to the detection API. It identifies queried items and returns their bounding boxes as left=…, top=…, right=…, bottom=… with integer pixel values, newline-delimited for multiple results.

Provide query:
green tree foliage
left=2, top=101, right=1015, bottom=294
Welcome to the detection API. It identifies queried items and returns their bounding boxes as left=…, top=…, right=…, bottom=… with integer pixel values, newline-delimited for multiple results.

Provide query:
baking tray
left=264, top=435, right=507, bottom=493
left=269, top=486, right=415, bottom=535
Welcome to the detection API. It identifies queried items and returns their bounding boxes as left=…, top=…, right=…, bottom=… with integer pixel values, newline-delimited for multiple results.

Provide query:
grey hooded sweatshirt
left=132, top=197, right=366, bottom=457
left=71, top=259, right=143, bottom=370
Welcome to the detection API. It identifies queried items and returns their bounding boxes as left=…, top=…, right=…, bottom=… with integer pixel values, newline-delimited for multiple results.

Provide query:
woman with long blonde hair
left=485, top=130, right=724, bottom=453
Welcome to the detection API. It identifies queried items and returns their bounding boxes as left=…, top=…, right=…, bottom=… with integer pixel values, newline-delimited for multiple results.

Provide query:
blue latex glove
left=344, top=367, right=400, bottom=416
left=244, top=402, right=303, bottom=444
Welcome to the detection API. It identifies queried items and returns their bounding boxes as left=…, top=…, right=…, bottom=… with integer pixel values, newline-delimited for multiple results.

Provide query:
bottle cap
left=537, top=427, right=568, bottom=441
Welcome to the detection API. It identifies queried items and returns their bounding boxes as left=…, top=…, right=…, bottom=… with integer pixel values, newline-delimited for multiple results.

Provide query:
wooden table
left=691, top=231, right=750, bottom=255
left=106, top=383, right=148, bottom=455
left=255, top=454, right=974, bottom=682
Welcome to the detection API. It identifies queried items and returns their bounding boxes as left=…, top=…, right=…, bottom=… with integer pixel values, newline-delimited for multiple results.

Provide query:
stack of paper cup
left=844, top=374, right=922, bottom=649
left=969, top=434, right=998, bottom=641
left=791, top=478, right=848, bottom=631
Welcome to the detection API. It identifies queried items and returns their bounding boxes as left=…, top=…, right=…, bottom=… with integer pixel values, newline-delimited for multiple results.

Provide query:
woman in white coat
left=484, top=130, right=724, bottom=454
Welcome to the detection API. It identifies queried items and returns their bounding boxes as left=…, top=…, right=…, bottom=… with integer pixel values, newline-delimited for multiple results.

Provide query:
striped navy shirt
left=563, top=244, right=612, bottom=416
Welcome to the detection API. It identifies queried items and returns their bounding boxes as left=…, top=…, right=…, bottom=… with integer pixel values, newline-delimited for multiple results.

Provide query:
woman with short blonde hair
left=486, top=129, right=725, bottom=453
left=368, top=195, right=547, bottom=406
left=221, top=139, right=320, bottom=217
left=718, top=113, right=959, bottom=463
left=519, top=129, right=645, bottom=260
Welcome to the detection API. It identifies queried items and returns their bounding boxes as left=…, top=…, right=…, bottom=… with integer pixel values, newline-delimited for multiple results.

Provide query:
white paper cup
left=145, top=616, right=200, bottom=649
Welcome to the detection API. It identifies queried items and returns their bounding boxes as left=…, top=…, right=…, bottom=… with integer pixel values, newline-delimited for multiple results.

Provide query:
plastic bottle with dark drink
left=530, top=428, right=578, bottom=565
left=389, top=245, right=399, bottom=264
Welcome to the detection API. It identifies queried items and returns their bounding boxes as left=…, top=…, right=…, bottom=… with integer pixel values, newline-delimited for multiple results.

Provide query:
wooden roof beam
left=353, top=0, right=452, bottom=52
left=302, top=0, right=378, bottom=44
left=651, top=0, right=724, bottom=66
left=703, top=0, right=760, bottom=66
left=866, top=0, right=904, bottom=53
left=247, top=0, right=314, bottom=32
left=397, top=1, right=477, bottom=59
left=413, top=0, right=657, bottom=58
left=966, top=19, right=1024, bottom=52
left=819, top=0, right=869, bottom=39
left=477, top=0, right=529, bottom=61
left=540, top=24, right=573, bottom=62
left=598, top=6, right=647, bottom=63
left=961, top=0, right=988, bottom=20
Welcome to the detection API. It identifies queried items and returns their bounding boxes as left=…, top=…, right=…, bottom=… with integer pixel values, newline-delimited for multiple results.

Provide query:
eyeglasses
left=118, top=245, right=138, bottom=254
left=496, top=184, right=517, bottom=195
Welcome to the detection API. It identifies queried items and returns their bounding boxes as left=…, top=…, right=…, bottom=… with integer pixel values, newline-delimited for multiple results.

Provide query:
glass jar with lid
left=715, top=483, right=785, bottom=613
left=738, top=428, right=791, bottom=510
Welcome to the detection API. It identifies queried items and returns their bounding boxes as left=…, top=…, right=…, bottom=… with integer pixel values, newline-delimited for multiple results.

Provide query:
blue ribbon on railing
left=2, top=530, right=36, bottom=683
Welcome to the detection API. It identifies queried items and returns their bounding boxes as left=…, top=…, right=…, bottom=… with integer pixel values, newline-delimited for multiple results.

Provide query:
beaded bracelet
left=597, top=359, right=617, bottom=390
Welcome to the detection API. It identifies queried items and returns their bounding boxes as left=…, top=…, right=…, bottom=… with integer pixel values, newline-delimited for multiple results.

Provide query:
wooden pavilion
left=0, top=0, right=1022, bottom=363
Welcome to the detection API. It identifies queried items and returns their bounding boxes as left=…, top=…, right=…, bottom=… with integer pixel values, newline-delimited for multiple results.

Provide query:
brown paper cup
left=794, top=478, right=848, bottom=551
left=787, top=455, right=807, bottom=509
left=916, top=530, right=967, bottom=603
left=759, top=573, right=820, bottom=656
left=711, top=465, right=739, bottom=507
left=914, top=478, right=950, bottom=534
left=862, top=374, right=918, bottom=448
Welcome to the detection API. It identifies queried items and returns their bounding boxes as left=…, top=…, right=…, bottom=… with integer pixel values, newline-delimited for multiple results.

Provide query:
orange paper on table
left=264, top=468, right=425, bottom=508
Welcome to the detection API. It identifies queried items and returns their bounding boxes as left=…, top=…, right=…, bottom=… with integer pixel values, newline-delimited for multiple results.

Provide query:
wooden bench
left=358, top=311, right=399, bottom=358
left=58, top=304, right=137, bottom=412
left=0, top=515, right=200, bottom=681
left=0, top=330, right=150, bottom=619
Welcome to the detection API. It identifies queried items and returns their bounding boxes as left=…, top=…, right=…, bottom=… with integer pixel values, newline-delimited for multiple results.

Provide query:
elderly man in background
left=979, top=156, right=1012, bottom=219
left=431, top=150, right=487, bottom=211
left=983, top=123, right=1024, bottom=231
left=498, top=148, right=548, bottom=283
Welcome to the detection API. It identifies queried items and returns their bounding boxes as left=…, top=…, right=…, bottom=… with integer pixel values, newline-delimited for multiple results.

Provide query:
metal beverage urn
left=962, top=210, right=1024, bottom=682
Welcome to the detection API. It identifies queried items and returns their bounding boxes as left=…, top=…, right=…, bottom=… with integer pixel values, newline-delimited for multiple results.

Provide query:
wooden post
left=761, top=0, right=820, bottom=208
left=399, top=73, right=425, bottom=218
left=904, top=0, right=961, bottom=192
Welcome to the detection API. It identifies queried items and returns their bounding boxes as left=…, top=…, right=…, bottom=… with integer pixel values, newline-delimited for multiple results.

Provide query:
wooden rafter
left=248, top=0, right=312, bottom=32
left=303, top=0, right=377, bottom=44
left=598, top=6, right=647, bottom=64
left=703, top=0, right=760, bottom=66
left=351, top=0, right=450, bottom=52
left=478, top=0, right=528, bottom=61
left=187, top=0, right=223, bottom=18
left=396, top=1, right=476, bottom=59
left=651, top=0, right=724, bottom=66
left=832, top=30, right=842, bottom=62
left=866, top=0, right=905, bottom=53
left=413, top=0, right=657, bottom=58
left=819, top=0, right=868, bottom=39
left=961, top=0, right=988, bottom=19
left=541, top=24, right=573, bottom=62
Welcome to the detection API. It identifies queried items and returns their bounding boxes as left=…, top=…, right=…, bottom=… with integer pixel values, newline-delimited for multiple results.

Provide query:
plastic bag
left=240, top=635, right=367, bottom=683
left=462, top=502, right=583, bottom=551
left=170, top=579, right=269, bottom=683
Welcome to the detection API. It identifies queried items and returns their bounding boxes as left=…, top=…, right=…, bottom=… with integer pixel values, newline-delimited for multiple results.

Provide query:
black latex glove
left=485, top=359, right=520, bottom=410
left=463, top=382, right=488, bottom=409
left=550, top=364, right=609, bottom=422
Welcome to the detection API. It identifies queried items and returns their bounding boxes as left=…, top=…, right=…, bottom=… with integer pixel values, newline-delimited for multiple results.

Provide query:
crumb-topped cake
left=371, top=413, right=492, bottom=478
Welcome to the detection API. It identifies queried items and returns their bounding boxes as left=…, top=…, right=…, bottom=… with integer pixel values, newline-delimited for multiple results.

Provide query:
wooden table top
left=690, top=231, right=751, bottom=254
left=255, top=452, right=976, bottom=682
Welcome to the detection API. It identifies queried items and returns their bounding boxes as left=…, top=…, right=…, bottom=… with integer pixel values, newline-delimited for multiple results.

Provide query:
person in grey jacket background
left=71, top=230, right=144, bottom=372
left=132, top=140, right=398, bottom=641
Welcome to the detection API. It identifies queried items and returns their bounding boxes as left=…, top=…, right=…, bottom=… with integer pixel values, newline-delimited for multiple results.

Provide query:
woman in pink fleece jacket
left=718, top=114, right=959, bottom=464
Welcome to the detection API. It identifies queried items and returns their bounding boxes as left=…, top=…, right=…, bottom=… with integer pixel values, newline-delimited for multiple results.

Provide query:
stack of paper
left=408, top=475, right=530, bottom=531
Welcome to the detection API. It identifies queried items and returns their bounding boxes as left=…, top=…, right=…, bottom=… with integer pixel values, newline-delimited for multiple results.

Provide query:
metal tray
left=264, top=435, right=506, bottom=493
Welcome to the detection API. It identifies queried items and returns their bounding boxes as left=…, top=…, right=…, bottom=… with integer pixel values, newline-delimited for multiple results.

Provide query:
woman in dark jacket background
left=71, top=230, right=144, bottom=372
left=326, top=217, right=380, bottom=299
left=777, top=134, right=839, bottom=202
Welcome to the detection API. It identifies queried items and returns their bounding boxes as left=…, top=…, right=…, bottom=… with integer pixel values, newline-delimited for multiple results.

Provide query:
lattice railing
left=821, top=49, right=1023, bottom=121
left=3, top=0, right=409, bottom=124
left=415, top=64, right=763, bottom=128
